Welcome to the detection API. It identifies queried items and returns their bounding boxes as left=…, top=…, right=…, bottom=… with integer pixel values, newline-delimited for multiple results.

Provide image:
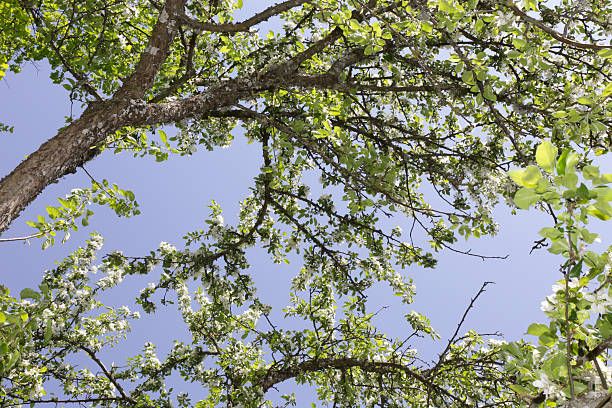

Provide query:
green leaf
left=595, top=186, right=612, bottom=201
left=559, top=173, right=578, bottom=189
left=0, top=343, right=7, bottom=356
left=535, top=177, right=550, bottom=193
left=566, top=152, right=579, bottom=171
left=6, top=350, right=20, bottom=371
left=514, top=187, right=540, bottom=209
left=508, top=384, right=535, bottom=397
left=603, top=82, right=612, bottom=98
left=538, top=227, right=563, bottom=240
left=577, top=96, right=595, bottom=105
left=508, top=167, right=543, bottom=188
left=584, top=251, right=604, bottom=268
left=512, top=38, right=527, bottom=50
left=46, top=206, right=60, bottom=219
left=600, top=320, right=612, bottom=338
left=44, top=324, right=52, bottom=344
left=572, top=381, right=588, bottom=395
left=421, top=21, right=433, bottom=32
left=438, top=0, right=456, bottom=13
left=583, top=165, right=600, bottom=180
left=539, top=333, right=556, bottom=346
left=556, top=149, right=568, bottom=175
left=587, top=200, right=612, bottom=220
left=549, top=353, right=567, bottom=377
left=596, top=174, right=612, bottom=185
left=507, top=169, right=526, bottom=186
left=461, top=70, right=475, bottom=85
left=507, top=50, right=521, bottom=59
left=579, top=228, right=599, bottom=244
left=598, top=49, right=612, bottom=59
left=592, top=119, right=607, bottom=133
left=5, top=314, right=20, bottom=325
left=587, top=205, right=610, bottom=220
left=556, top=149, right=579, bottom=175
left=501, top=342, right=524, bottom=358
left=483, top=85, right=496, bottom=101
left=542, top=190, right=560, bottom=202
left=549, top=240, right=569, bottom=254
left=523, top=165, right=542, bottom=187
left=526, top=323, right=549, bottom=336
left=576, top=183, right=590, bottom=200
left=536, top=141, right=557, bottom=173
left=57, top=197, right=71, bottom=208
left=20, top=288, right=40, bottom=300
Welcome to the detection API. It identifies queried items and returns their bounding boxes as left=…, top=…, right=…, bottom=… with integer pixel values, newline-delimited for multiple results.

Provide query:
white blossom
left=159, top=241, right=176, bottom=253
left=532, top=373, right=562, bottom=399
left=286, top=236, right=299, bottom=250
left=212, top=215, right=224, bottom=226
left=584, top=291, right=612, bottom=314
left=540, top=298, right=555, bottom=313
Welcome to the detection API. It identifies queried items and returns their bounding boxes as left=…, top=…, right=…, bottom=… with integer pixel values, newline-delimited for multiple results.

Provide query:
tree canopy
left=1, top=0, right=612, bottom=406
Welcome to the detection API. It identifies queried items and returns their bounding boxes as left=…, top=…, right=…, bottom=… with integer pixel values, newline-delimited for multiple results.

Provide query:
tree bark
left=0, top=0, right=188, bottom=235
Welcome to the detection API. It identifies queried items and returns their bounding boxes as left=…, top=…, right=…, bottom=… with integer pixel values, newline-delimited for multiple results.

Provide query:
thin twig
left=0, top=231, right=47, bottom=242
left=428, top=281, right=494, bottom=381
left=77, top=345, right=137, bottom=405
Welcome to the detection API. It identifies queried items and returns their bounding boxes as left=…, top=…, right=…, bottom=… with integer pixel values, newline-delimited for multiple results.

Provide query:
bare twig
left=77, top=345, right=136, bottom=405
left=428, top=281, right=494, bottom=381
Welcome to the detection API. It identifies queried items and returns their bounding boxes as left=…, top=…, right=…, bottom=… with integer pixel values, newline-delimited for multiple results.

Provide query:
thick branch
left=115, top=0, right=187, bottom=100
left=0, top=70, right=316, bottom=234
left=576, top=336, right=612, bottom=367
left=178, top=0, right=309, bottom=33
left=506, top=2, right=612, bottom=51
left=0, top=102, right=122, bottom=235
left=255, top=357, right=468, bottom=406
